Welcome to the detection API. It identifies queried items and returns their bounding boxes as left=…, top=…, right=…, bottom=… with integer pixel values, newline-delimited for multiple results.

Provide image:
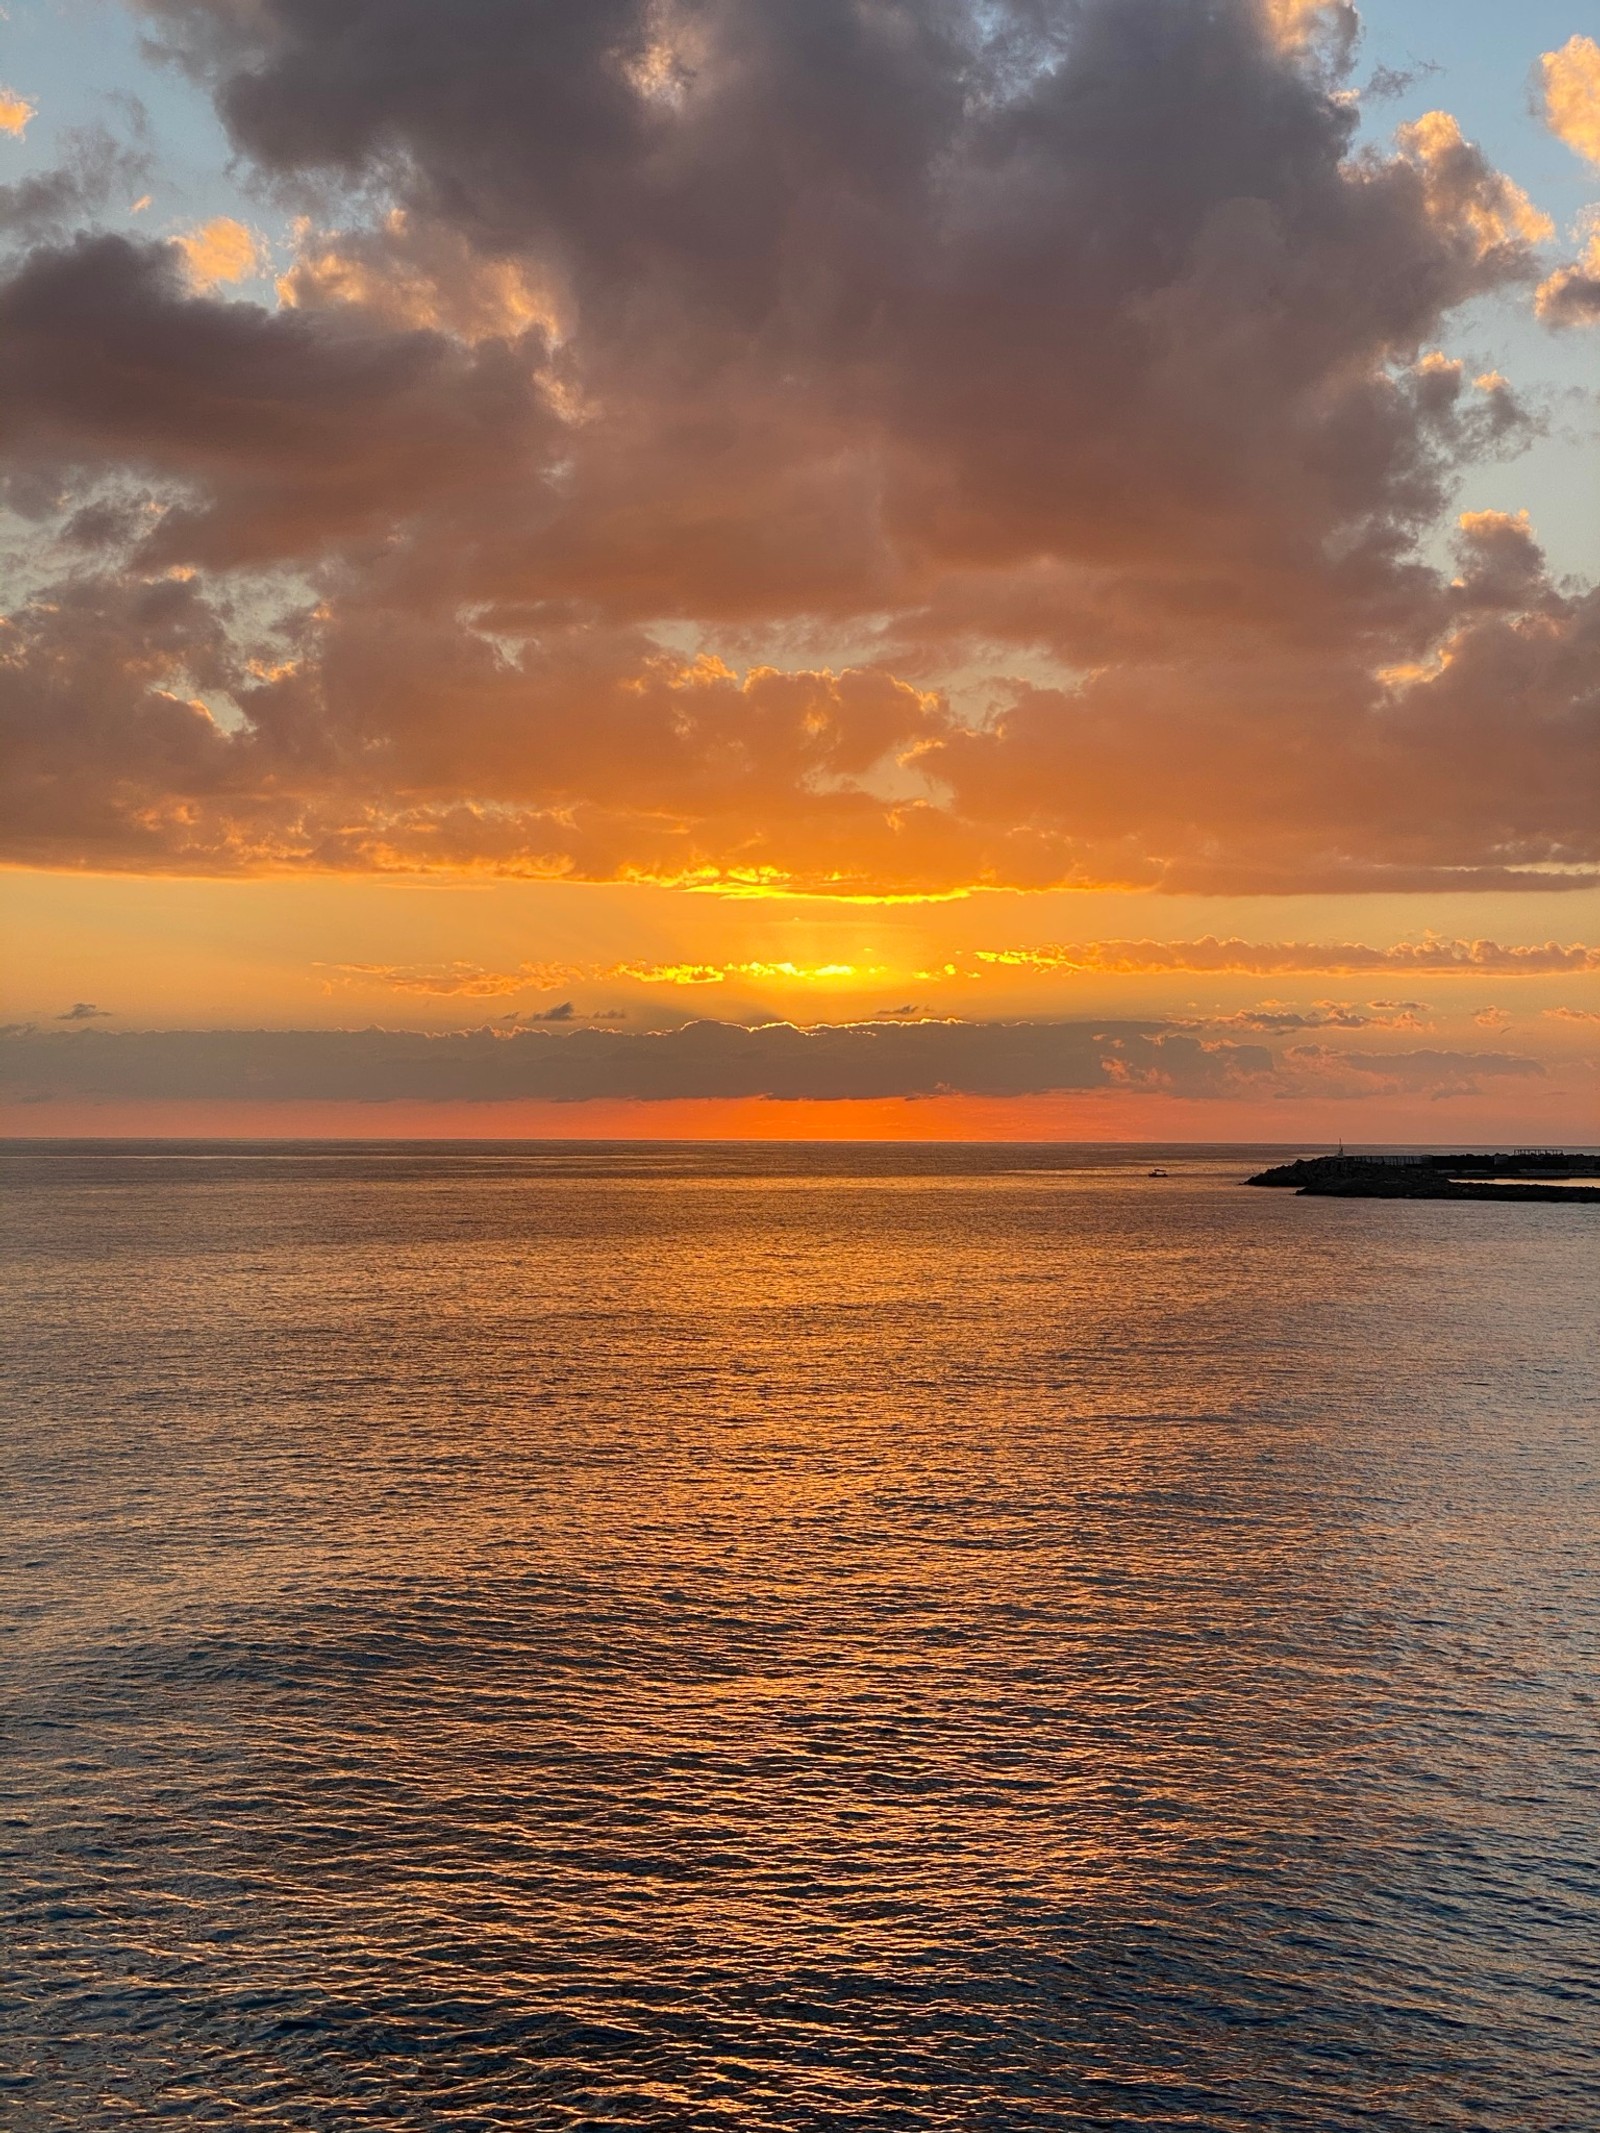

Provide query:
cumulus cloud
left=0, top=235, right=560, bottom=569
left=1534, top=39, right=1600, bottom=327
left=0, top=1017, right=1544, bottom=1106
left=1541, top=35, right=1600, bottom=168
left=1263, top=1, right=1358, bottom=59
left=1395, top=110, right=1551, bottom=253
left=56, top=1001, right=112, bottom=1020
left=0, top=0, right=1592, bottom=892
left=1536, top=215, right=1600, bottom=328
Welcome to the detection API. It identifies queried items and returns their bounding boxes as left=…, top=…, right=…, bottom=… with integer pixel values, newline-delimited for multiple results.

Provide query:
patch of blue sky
left=2, top=0, right=291, bottom=300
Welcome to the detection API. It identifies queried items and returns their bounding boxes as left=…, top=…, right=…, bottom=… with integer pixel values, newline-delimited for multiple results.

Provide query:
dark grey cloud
left=0, top=571, right=244, bottom=867
left=0, top=1017, right=1543, bottom=1105
left=124, top=0, right=1542, bottom=608
left=0, top=233, right=556, bottom=566
left=1363, top=59, right=1440, bottom=101
left=1177, top=1002, right=1430, bottom=1033
left=0, top=127, right=150, bottom=242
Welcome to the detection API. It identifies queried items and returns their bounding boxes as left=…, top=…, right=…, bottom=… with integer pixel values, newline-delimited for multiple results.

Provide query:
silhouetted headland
left=1248, top=1152, right=1600, bottom=1201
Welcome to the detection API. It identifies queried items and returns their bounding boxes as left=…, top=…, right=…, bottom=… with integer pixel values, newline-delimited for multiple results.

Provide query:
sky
left=1, top=0, right=1598, bottom=1140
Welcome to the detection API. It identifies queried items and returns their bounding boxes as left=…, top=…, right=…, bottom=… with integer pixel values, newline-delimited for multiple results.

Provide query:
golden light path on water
left=3, top=1142, right=1598, bottom=2128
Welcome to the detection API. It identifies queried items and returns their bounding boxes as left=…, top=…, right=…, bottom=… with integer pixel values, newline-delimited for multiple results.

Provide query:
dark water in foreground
left=3, top=1141, right=1598, bottom=2131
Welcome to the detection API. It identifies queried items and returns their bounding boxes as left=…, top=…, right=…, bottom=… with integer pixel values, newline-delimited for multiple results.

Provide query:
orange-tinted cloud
left=1262, top=1, right=1356, bottom=55
left=322, top=960, right=572, bottom=998
left=173, top=216, right=264, bottom=291
left=975, top=937, right=1600, bottom=976
left=0, top=87, right=36, bottom=139
left=1540, top=35, right=1600, bottom=168
left=1396, top=111, right=1551, bottom=252
left=278, top=211, right=565, bottom=345
left=321, top=955, right=883, bottom=995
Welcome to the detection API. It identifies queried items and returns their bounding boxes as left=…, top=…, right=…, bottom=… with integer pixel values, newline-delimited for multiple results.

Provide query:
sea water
left=3, top=1141, right=1597, bottom=2129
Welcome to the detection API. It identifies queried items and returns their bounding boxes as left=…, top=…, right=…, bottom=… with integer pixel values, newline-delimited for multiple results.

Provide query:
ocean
left=3, top=1141, right=1597, bottom=2130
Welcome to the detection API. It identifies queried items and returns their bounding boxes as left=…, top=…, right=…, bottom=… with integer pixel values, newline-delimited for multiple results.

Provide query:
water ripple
left=2, top=1143, right=1597, bottom=2128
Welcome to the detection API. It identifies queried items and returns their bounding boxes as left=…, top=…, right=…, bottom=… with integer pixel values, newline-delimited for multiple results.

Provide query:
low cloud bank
left=0, top=1020, right=1544, bottom=1107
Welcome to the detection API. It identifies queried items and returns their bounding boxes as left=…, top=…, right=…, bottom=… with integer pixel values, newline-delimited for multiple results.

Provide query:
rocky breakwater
left=1247, top=1152, right=1600, bottom=1201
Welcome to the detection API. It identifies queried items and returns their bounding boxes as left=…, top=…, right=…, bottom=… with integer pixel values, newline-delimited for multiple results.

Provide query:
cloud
left=0, top=1, right=1592, bottom=893
left=617, top=959, right=884, bottom=986
left=56, top=1001, right=112, bottom=1021
left=305, top=940, right=1600, bottom=1006
left=1529, top=37, right=1600, bottom=329
left=1395, top=110, right=1551, bottom=252
left=1275, top=1045, right=1543, bottom=1100
left=1541, top=35, right=1600, bottom=168
left=278, top=210, right=565, bottom=345
left=1263, top=2, right=1358, bottom=60
left=325, top=954, right=892, bottom=996
left=501, top=1004, right=626, bottom=1025
left=1176, top=1001, right=1432, bottom=1033
left=0, top=234, right=561, bottom=569
left=0, top=87, right=36, bottom=139
left=975, top=937, right=1600, bottom=977
left=0, top=1017, right=1543, bottom=1107
left=1537, top=216, right=1600, bottom=328
left=0, top=127, right=151, bottom=242
left=1363, top=61, right=1440, bottom=103
left=172, top=215, right=265, bottom=291
left=321, top=960, right=559, bottom=998
left=1545, top=1005, right=1600, bottom=1023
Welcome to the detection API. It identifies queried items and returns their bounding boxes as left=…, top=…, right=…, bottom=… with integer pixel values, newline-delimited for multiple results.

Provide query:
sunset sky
left=2, top=0, right=1598, bottom=1139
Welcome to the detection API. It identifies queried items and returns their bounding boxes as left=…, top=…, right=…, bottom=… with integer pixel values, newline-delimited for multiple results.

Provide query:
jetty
left=1246, top=1151, right=1600, bottom=1202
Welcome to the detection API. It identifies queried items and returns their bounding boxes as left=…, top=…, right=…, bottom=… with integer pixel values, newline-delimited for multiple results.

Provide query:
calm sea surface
left=3, top=1141, right=1598, bottom=2131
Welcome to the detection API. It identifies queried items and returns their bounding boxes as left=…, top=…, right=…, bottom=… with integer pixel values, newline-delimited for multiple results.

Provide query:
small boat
left=1148, top=1167, right=1168, bottom=1177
